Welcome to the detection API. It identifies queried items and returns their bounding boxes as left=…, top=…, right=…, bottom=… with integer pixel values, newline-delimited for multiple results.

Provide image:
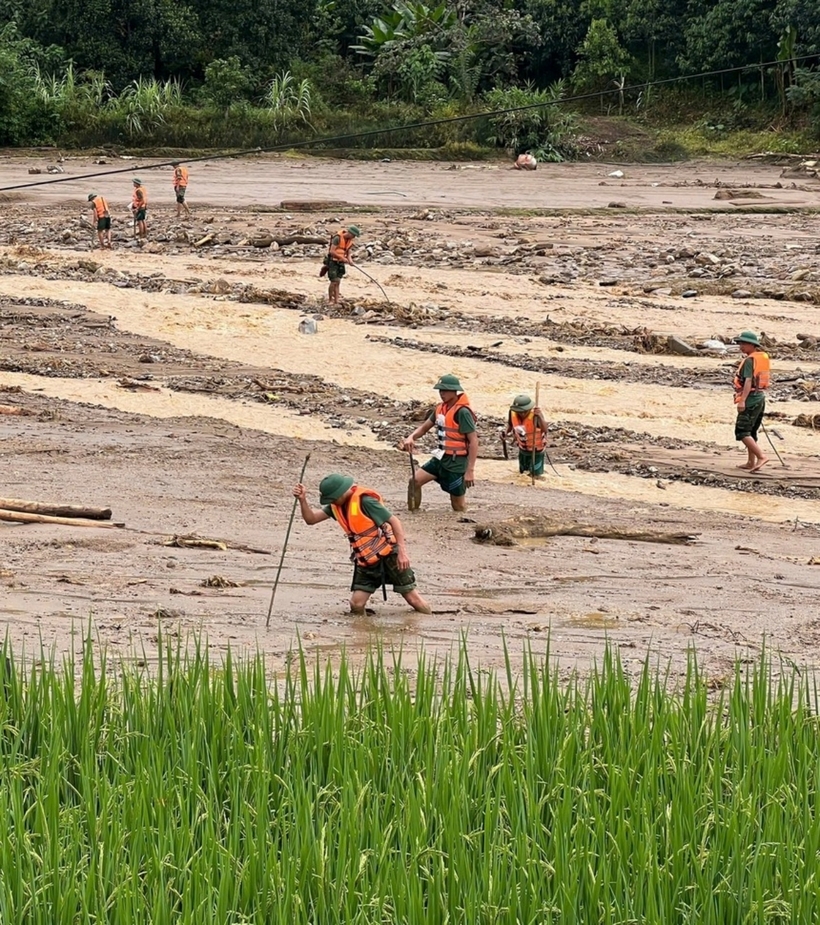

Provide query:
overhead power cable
left=1, top=53, right=817, bottom=194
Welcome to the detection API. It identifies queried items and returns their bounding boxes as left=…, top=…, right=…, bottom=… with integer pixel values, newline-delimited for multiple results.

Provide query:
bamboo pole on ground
left=0, top=498, right=112, bottom=520
left=0, top=509, right=120, bottom=528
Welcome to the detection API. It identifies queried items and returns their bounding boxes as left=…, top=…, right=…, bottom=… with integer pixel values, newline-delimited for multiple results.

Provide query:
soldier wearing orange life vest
left=399, top=374, right=479, bottom=513
left=293, top=474, right=431, bottom=616
left=732, top=330, right=770, bottom=473
left=503, top=394, right=548, bottom=477
left=324, top=225, right=360, bottom=304
left=171, top=161, right=190, bottom=219
left=131, top=178, right=148, bottom=240
left=87, top=193, right=112, bottom=249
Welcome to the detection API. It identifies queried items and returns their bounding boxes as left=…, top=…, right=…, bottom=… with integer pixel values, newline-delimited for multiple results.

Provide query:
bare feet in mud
left=750, top=457, right=770, bottom=473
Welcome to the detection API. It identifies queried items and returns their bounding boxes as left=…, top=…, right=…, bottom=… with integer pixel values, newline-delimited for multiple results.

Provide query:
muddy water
left=480, top=459, right=820, bottom=524
left=405, top=328, right=817, bottom=376
left=0, top=371, right=383, bottom=448
left=5, top=368, right=818, bottom=525
left=21, top=245, right=820, bottom=346
left=2, top=275, right=818, bottom=459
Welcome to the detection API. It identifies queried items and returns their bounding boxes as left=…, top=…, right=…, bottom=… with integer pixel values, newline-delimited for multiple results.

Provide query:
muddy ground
left=2, top=152, right=820, bottom=680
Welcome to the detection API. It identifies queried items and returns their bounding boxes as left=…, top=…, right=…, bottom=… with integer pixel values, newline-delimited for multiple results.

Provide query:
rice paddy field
left=1, top=638, right=819, bottom=924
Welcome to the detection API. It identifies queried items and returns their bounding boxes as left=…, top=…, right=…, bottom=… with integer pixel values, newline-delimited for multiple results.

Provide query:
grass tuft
left=0, top=635, right=818, bottom=922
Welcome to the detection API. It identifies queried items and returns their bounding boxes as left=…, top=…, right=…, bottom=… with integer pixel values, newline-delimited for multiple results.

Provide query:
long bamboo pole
left=266, top=453, right=311, bottom=627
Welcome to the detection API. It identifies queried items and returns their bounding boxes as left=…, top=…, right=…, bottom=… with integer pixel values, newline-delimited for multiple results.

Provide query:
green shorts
left=175, top=187, right=187, bottom=203
left=134, top=208, right=147, bottom=222
left=352, top=552, right=416, bottom=595
left=327, top=259, right=346, bottom=282
left=96, top=217, right=111, bottom=232
left=421, top=454, right=469, bottom=496
left=735, top=399, right=765, bottom=441
left=518, top=449, right=545, bottom=476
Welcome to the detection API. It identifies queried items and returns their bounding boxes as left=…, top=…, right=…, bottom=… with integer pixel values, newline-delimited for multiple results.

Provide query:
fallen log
left=473, top=515, right=698, bottom=547
left=0, top=498, right=112, bottom=520
left=0, top=405, right=32, bottom=416
left=0, top=509, right=121, bottom=528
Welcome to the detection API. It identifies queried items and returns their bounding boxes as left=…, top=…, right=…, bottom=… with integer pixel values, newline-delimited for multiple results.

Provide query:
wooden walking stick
left=531, top=382, right=541, bottom=487
left=266, top=453, right=311, bottom=627
left=407, top=450, right=422, bottom=511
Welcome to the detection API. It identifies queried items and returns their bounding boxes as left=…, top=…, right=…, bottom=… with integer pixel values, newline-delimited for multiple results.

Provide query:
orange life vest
left=132, top=186, right=147, bottom=209
left=733, top=350, right=770, bottom=402
left=331, top=487, right=396, bottom=567
left=329, top=229, right=356, bottom=262
left=173, top=166, right=189, bottom=188
left=510, top=410, right=546, bottom=452
left=90, top=195, right=109, bottom=219
left=435, top=393, right=476, bottom=457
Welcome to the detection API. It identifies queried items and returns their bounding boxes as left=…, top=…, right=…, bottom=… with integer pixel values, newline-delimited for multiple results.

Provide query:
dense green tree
left=680, top=0, right=779, bottom=72
left=188, top=0, right=317, bottom=75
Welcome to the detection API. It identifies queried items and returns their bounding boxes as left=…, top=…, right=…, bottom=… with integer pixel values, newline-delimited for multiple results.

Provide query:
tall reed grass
left=0, top=638, right=817, bottom=923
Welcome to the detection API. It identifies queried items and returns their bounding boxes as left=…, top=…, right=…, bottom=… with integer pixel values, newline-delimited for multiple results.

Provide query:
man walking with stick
left=732, top=330, right=770, bottom=473
left=323, top=225, right=360, bottom=304
left=87, top=193, right=112, bottom=249
left=293, top=473, right=431, bottom=616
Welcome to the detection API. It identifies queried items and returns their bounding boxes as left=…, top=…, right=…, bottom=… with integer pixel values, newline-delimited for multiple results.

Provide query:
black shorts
left=351, top=552, right=416, bottom=595
left=134, top=208, right=147, bottom=222
left=96, top=217, right=111, bottom=231
left=175, top=188, right=187, bottom=203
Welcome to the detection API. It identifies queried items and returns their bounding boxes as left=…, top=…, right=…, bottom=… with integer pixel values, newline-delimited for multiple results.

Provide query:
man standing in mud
left=503, top=394, right=548, bottom=477
left=87, top=193, right=112, bottom=248
left=733, top=330, right=770, bottom=473
left=293, top=474, right=431, bottom=616
left=399, top=374, right=478, bottom=512
left=324, top=225, right=360, bottom=304
left=131, top=178, right=148, bottom=240
left=172, top=162, right=190, bottom=219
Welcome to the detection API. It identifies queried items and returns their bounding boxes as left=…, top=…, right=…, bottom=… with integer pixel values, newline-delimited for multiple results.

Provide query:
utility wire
left=2, top=53, right=817, bottom=194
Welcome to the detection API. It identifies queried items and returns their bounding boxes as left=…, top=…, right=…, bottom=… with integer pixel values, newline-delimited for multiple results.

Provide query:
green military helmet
left=347, top=225, right=361, bottom=237
left=87, top=193, right=97, bottom=201
left=319, top=473, right=355, bottom=505
left=734, top=330, right=761, bottom=346
left=434, top=373, right=463, bottom=392
left=511, top=394, right=535, bottom=412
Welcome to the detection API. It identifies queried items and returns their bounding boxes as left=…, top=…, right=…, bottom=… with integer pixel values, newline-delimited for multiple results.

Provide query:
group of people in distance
left=85, top=162, right=190, bottom=248
left=294, top=374, right=549, bottom=617
left=292, top=328, right=771, bottom=619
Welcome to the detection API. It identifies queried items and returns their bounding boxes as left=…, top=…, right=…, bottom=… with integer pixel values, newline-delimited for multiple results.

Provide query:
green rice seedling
left=1, top=634, right=820, bottom=923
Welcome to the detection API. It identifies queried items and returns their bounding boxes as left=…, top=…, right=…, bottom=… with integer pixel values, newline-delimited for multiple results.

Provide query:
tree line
left=0, top=0, right=818, bottom=150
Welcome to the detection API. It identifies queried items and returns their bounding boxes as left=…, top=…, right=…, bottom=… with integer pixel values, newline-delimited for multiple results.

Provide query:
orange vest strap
left=435, top=394, right=476, bottom=456
left=332, top=487, right=395, bottom=567
left=329, top=230, right=354, bottom=262
left=511, top=410, right=546, bottom=452
left=733, top=351, right=770, bottom=397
